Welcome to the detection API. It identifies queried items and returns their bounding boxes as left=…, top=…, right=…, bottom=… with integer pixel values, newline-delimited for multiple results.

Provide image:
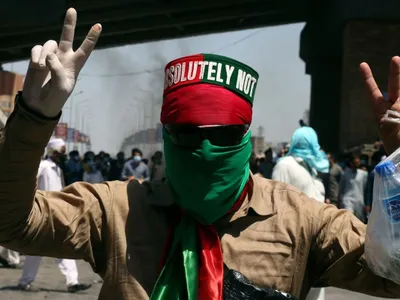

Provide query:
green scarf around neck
left=150, top=129, right=252, bottom=299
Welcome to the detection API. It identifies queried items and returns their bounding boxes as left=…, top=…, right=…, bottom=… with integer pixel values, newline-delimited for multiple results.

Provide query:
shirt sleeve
left=307, top=198, right=400, bottom=297
left=0, top=99, right=112, bottom=273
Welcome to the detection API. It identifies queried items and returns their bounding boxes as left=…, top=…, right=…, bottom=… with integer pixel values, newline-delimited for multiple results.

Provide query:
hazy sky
left=3, top=23, right=310, bottom=154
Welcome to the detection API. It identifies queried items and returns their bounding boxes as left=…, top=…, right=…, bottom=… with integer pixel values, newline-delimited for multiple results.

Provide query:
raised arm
left=0, top=8, right=107, bottom=270
left=307, top=199, right=400, bottom=297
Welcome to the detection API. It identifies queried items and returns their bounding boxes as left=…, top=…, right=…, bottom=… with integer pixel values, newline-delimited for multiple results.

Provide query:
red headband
left=160, top=84, right=252, bottom=125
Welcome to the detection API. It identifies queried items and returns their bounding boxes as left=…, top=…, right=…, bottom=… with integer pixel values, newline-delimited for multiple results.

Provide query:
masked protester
left=3, top=8, right=400, bottom=300
left=121, top=148, right=149, bottom=181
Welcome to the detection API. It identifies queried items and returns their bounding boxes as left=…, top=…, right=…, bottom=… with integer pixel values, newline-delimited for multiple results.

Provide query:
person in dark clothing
left=325, top=153, right=343, bottom=207
left=65, top=150, right=83, bottom=185
left=258, top=148, right=275, bottom=179
left=249, top=152, right=259, bottom=174
left=109, top=152, right=125, bottom=181
left=150, top=151, right=166, bottom=181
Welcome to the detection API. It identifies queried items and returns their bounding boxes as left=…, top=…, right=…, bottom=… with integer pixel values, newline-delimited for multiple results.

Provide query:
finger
left=30, top=45, right=43, bottom=66
left=59, top=8, right=77, bottom=53
left=39, top=40, right=58, bottom=67
left=24, top=45, right=47, bottom=99
left=46, top=53, right=66, bottom=87
left=388, top=56, right=400, bottom=105
left=74, top=24, right=102, bottom=69
left=360, top=62, right=385, bottom=106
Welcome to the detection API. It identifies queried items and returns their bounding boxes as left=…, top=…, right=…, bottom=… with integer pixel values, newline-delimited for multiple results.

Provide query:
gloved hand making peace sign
left=22, top=8, right=102, bottom=118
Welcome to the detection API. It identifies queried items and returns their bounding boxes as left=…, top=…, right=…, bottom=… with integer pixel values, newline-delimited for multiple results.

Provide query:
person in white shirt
left=339, top=153, right=368, bottom=222
left=272, top=126, right=329, bottom=300
left=17, top=138, right=92, bottom=293
left=0, top=246, right=20, bottom=268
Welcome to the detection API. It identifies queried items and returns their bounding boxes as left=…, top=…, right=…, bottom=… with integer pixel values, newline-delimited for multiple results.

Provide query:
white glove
left=22, top=8, right=102, bottom=117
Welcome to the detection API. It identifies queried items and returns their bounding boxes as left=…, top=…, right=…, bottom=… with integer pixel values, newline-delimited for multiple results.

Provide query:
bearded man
left=2, top=7, right=400, bottom=300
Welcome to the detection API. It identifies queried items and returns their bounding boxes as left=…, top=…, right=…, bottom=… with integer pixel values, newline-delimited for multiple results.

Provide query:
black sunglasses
left=163, top=124, right=250, bottom=148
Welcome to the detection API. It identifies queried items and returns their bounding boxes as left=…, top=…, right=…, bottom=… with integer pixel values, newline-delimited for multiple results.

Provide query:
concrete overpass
left=3, top=0, right=400, bottom=152
left=0, top=0, right=307, bottom=62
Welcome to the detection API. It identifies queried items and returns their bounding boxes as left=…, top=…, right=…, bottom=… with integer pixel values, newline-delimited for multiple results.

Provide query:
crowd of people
left=60, top=148, right=165, bottom=185
left=250, top=126, right=387, bottom=226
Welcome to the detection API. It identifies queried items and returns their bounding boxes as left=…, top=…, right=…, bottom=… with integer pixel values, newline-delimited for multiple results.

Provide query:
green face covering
left=163, top=129, right=252, bottom=225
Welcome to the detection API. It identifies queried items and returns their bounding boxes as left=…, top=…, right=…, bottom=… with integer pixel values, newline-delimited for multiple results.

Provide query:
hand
left=22, top=8, right=102, bottom=117
left=360, top=57, right=400, bottom=155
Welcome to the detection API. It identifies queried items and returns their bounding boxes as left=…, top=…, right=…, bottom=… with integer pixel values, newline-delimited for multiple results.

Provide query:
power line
left=79, top=29, right=264, bottom=78
left=209, top=29, right=263, bottom=54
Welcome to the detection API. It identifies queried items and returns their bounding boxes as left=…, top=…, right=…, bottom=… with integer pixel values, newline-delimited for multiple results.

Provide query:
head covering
left=46, top=138, right=65, bottom=156
left=161, top=53, right=258, bottom=125
left=152, top=54, right=258, bottom=300
left=287, top=126, right=329, bottom=174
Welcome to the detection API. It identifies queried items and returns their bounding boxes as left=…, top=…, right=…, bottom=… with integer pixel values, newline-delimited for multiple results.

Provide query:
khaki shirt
left=1, top=101, right=400, bottom=300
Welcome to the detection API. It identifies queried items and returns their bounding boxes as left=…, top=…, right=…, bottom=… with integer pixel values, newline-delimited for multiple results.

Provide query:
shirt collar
left=146, top=173, right=276, bottom=218
left=238, top=173, right=277, bottom=217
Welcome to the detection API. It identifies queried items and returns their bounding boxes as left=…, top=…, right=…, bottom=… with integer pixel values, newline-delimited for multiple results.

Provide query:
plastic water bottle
left=374, top=161, right=400, bottom=227
left=366, top=160, right=400, bottom=282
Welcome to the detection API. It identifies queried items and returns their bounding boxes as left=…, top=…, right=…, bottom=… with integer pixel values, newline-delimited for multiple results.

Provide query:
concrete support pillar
left=307, top=59, right=343, bottom=153
left=301, top=0, right=400, bottom=153
left=300, top=19, right=343, bottom=153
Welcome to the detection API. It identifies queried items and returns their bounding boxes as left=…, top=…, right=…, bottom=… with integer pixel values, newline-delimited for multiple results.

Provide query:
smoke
left=145, top=39, right=190, bottom=105
left=101, top=47, right=139, bottom=106
left=97, top=47, right=145, bottom=152
left=101, top=39, right=190, bottom=152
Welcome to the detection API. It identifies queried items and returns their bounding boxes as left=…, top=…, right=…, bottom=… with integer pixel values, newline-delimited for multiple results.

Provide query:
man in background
left=339, top=153, right=368, bottom=222
left=109, top=151, right=125, bottom=181
left=150, top=151, right=165, bottom=181
left=18, top=138, right=91, bottom=293
left=121, top=148, right=149, bottom=181
left=258, top=148, right=275, bottom=179
left=326, top=153, right=343, bottom=207
left=65, top=150, right=83, bottom=185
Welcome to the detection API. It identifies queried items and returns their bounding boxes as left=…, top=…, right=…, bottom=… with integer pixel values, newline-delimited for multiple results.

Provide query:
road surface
left=0, top=256, right=398, bottom=299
